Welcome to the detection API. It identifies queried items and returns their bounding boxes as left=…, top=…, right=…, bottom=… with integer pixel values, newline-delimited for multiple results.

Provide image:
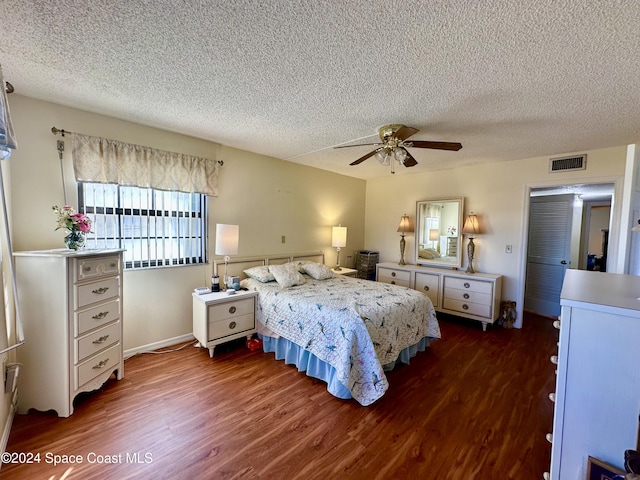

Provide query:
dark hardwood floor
left=3, top=313, right=556, bottom=480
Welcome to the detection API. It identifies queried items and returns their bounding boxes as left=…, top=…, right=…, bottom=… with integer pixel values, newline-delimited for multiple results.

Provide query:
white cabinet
left=14, top=249, right=124, bottom=417
left=376, top=262, right=502, bottom=330
left=548, top=269, right=640, bottom=479
left=192, top=290, right=258, bottom=357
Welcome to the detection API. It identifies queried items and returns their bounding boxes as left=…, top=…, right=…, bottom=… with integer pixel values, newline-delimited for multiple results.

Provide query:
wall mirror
left=415, top=197, right=464, bottom=268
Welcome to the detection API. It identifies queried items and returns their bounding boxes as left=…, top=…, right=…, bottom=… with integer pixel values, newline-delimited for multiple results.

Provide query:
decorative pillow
left=301, top=262, right=335, bottom=280
left=243, top=265, right=275, bottom=283
left=286, top=260, right=313, bottom=272
left=418, top=248, right=441, bottom=259
left=269, top=263, right=306, bottom=288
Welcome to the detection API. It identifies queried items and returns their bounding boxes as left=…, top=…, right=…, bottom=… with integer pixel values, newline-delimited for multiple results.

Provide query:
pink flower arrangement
left=52, top=205, right=92, bottom=233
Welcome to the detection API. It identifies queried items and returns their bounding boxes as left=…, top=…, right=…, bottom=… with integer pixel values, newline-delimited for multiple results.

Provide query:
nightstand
left=332, top=267, right=358, bottom=277
left=192, top=290, right=258, bottom=357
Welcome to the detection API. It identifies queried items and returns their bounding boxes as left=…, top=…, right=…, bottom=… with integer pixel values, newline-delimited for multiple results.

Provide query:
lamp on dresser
left=462, top=213, right=481, bottom=273
left=397, top=214, right=414, bottom=265
left=332, top=224, right=347, bottom=270
left=215, top=224, right=239, bottom=288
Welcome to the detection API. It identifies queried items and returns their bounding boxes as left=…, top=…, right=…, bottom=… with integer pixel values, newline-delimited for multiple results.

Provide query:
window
left=79, top=182, right=207, bottom=269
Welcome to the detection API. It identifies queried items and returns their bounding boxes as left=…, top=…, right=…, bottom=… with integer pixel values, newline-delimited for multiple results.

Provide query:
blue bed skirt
left=260, top=334, right=434, bottom=401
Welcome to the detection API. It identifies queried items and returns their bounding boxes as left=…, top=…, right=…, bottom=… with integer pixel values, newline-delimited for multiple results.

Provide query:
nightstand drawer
left=76, top=255, right=121, bottom=281
left=76, top=299, right=120, bottom=336
left=207, top=297, right=254, bottom=320
left=76, top=321, right=120, bottom=363
left=76, top=277, right=119, bottom=309
left=377, top=268, right=411, bottom=287
left=444, top=277, right=493, bottom=295
left=208, top=313, right=255, bottom=340
left=443, top=298, right=491, bottom=318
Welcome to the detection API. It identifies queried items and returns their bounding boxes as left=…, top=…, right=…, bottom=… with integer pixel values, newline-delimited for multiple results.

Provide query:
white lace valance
left=72, top=133, right=221, bottom=196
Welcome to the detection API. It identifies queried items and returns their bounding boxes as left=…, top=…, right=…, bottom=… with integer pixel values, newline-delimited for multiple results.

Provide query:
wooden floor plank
left=3, top=313, right=556, bottom=479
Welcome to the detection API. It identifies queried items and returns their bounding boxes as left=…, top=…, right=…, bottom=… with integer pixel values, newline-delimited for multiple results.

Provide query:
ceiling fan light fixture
left=376, top=150, right=391, bottom=166
left=393, top=147, right=408, bottom=164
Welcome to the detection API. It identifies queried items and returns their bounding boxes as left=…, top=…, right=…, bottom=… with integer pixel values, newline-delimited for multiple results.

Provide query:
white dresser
left=376, top=262, right=502, bottom=330
left=14, top=249, right=124, bottom=417
left=547, top=269, right=640, bottom=479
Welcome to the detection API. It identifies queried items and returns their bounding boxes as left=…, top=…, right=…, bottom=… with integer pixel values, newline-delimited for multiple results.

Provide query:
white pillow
left=269, top=263, right=306, bottom=288
left=243, top=265, right=275, bottom=283
left=301, top=262, right=335, bottom=280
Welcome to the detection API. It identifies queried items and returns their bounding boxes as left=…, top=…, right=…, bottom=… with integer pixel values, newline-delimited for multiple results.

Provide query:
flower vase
left=64, top=230, right=86, bottom=251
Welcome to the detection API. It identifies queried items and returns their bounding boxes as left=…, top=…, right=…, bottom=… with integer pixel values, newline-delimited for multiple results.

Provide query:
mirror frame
left=415, top=197, right=465, bottom=269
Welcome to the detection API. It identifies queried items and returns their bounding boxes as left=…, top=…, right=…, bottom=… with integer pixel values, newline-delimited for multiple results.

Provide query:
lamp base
left=465, top=237, right=476, bottom=274
left=399, top=234, right=407, bottom=265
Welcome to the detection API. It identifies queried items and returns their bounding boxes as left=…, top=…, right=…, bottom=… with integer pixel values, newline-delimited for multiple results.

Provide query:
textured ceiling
left=1, top=1, right=640, bottom=179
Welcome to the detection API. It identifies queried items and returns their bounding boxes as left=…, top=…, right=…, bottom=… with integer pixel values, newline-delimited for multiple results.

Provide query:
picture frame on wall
left=586, top=456, right=625, bottom=480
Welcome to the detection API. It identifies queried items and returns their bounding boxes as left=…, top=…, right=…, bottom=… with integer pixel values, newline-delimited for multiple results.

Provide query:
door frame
left=516, top=176, right=624, bottom=326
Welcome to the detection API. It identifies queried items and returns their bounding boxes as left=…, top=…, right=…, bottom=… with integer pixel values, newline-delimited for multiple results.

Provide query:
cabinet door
left=415, top=272, right=439, bottom=307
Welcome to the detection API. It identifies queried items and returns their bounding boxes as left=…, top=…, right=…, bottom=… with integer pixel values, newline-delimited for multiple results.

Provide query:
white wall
left=364, top=147, right=628, bottom=323
left=7, top=95, right=366, bottom=351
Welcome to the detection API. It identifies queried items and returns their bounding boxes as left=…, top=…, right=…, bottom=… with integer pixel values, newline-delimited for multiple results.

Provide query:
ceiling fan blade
left=403, top=150, right=418, bottom=167
left=350, top=149, right=378, bottom=166
left=394, top=126, right=419, bottom=141
left=335, top=142, right=383, bottom=149
left=410, top=140, right=462, bottom=151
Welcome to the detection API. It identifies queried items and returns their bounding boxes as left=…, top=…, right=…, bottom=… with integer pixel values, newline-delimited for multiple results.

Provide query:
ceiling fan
left=335, top=124, right=462, bottom=173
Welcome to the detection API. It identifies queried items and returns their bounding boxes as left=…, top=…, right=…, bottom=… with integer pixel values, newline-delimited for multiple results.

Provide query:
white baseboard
left=124, top=334, right=195, bottom=359
left=0, top=389, right=18, bottom=459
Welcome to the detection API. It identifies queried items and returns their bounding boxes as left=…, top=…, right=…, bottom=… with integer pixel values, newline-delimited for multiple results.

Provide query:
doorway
left=524, top=183, right=614, bottom=318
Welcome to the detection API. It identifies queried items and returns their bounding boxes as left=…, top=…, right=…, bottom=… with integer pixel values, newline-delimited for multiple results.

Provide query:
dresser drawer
left=76, top=276, right=119, bottom=309
left=76, top=321, right=120, bottom=363
left=209, top=313, right=255, bottom=341
left=415, top=272, right=439, bottom=307
left=444, top=288, right=491, bottom=306
left=76, top=299, right=120, bottom=336
left=76, top=255, right=121, bottom=281
left=207, top=297, right=254, bottom=321
left=444, top=276, right=493, bottom=295
left=443, top=298, right=491, bottom=318
left=76, top=343, right=121, bottom=389
left=377, top=268, right=411, bottom=287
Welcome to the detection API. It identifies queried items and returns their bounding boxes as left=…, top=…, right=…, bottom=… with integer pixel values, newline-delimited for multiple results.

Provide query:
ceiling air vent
left=549, top=154, right=587, bottom=173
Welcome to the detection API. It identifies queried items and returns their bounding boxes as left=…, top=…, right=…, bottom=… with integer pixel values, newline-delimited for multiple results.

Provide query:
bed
left=220, top=252, right=440, bottom=406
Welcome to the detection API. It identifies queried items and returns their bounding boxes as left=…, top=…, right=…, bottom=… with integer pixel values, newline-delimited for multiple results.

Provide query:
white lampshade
left=397, top=215, right=414, bottom=234
left=429, top=228, right=439, bottom=241
left=331, top=225, right=347, bottom=248
left=215, top=224, right=239, bottom=255
left=462, top=214, right=481, bottom=236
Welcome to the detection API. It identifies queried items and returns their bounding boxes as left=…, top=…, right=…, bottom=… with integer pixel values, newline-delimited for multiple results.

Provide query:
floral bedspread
left=243, top=275, right=440, bottom=406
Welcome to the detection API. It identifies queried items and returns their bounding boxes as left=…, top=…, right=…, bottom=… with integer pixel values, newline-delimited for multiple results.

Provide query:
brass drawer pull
left=92, top=311, right=109, bottom=320
left=92, top=287, right=109, bottom=295
left=462, top=304, right=469, bottom=310
left=83, top=266, right=91, bottom=272
left=463, top=282, right=470, bottom=288
left=463, top=293, right=470, bottom=299
left=92, top=335, right=110, bottom=344
left=391, top=272, right=396, bottom=277
left=229, top=306, right=237, bottom=314
left=423, top=286, right=429, bottom=291
left=229, top=321, right=237, bottom=330
left=92, top=359, right=109, bottom=369
left=391, top=280, right=396, bottom=285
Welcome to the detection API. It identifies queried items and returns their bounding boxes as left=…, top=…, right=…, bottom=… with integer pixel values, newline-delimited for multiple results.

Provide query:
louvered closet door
left=525, top=194, right=573, bottom=317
